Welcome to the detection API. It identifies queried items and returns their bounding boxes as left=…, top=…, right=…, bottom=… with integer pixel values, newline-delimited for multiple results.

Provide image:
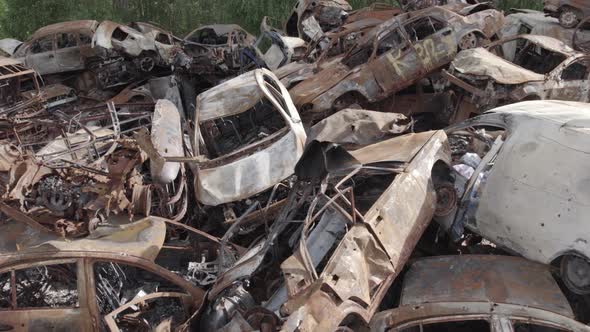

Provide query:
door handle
left=442, top=30, right=452, bottom=36
left=48, top=54, right=54, bottom=58
left=0, top=323, right=14, bottom=331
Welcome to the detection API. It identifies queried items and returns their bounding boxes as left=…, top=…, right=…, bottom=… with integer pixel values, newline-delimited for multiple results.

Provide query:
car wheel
left=459, top=32, right=479, bottom=50
left=559, top=8, right=580, bottom=28
left=139, top=56, right=156, bottom=72
left=561, top=254, right=590, bottom=295
left=434, top=181, right=457, bottom=217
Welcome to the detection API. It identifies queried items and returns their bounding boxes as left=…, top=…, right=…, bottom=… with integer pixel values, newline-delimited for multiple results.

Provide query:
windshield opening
left=492, top=39, right=567, bottom=75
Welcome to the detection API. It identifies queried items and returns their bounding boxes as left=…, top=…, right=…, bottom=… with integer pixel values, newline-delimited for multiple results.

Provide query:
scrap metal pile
left=0, top=0, right=589, bottom=331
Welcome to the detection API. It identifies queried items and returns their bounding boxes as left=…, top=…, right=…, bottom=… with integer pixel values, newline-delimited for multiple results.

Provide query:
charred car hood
left=289, top=62, right=350, bottom=106
left=452, top=48, right=545, bottom=85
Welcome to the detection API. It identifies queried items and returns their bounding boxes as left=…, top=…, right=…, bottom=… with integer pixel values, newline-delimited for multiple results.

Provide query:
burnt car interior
left=187, top=28, right=229, bottom=45
left=491, top=39, right=566, bottom=74
left=200, top=76, right=289, bottom=159
left=404, top=16, right=446, bottom=42
left=94, top=261, right=187, bottom=319
left=0, top=262, right=79, bottom=309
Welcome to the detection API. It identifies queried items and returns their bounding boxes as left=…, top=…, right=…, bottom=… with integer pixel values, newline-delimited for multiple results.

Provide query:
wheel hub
left=562, top=255, right=590, bottom=294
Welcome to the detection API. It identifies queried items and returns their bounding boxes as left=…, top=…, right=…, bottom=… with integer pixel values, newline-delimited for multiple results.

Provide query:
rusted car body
left=203, top=129, right=452, bottom=331
left=180, top=24, right=259, bottom=82
left=545, top=0, right=590, bottom=28
left=273, top=18, right=386, bottom=91
left=0, top=217, right=206, bottom=331
left=285, top=0, right=352, bottom=41
left=442, top=100, right=590, bottom=295
left=0, top=97, right=187, bottom=237
left=288, top=6, right=504, bottom=121
left=370, top=255, right=590, bottom=331
left=443, top=34, right=590, bottom=113
left=0, top=57, right=42, bottom=119
left=191, top=69, right=306, bottom=212
left=22, top=83, right=78, bottom=110
left=346, top=3, right=402, bottom=23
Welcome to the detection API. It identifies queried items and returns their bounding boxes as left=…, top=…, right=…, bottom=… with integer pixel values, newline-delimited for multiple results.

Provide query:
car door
left=548, top=58, right=590, bottom=102
left=0, top=259, right=93, bottom=331
left=90, top=260, right=196, bottom=331
left=54, top=32, right=85, bottom=72
left=403, top=15, right=456, bottom=75
left=368, top=24, right=420, bottom=94
left=25, top=35, right=60, bottom=75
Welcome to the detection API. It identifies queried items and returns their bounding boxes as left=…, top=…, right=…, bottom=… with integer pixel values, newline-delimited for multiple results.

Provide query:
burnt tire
left=560, top=7, right=580, bottom=28
left=459, top=32, right=480, bottom=50
left=561, top=254, right=590, bottom=295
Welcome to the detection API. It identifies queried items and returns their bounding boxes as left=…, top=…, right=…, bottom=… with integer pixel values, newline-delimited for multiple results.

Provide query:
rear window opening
left=155, top=33, right=172, bottom=45
left=190, top=29, right=228, bottom=45
left=112, top=27, right=129, bottom=41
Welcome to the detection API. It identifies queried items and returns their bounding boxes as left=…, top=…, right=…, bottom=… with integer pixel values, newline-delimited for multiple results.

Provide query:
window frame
left=373, top=25, right=409, bottom=58
left=0, top=258, right=81, bottom=310
left=55, top=32, right=79, bottom=50
left=30, top=35, right=56, bottom=54
left=403, top=15, right=449, bottom=43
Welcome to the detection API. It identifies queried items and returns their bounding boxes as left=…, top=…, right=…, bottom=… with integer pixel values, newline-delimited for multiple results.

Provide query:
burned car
left=12, top=20, right=100, bottom=76
left=288, top=5, right=504, bottom=122
left=371, top=255, right=590, bottom=331
left=180, top=24, right=259, bottom=82
left=0, top=57, right=43, bottom=118
left=285, top=0, right=352, bottom=42
left=190, top=68, right=306, bottom=226
left=10, top=20, right=151, bottom=90
left=443, top=34, right=590, bottom=112
left=273, top=18, right=386, bottom=92
left=202, top=129, right=453, bottom=331
left=545, top=0, right=590, bottom=28
left=93, top=20, right=179, bottom=73
left=440, top=100, right=590, bottom=295
left=501, top=9, right=590, bottom=47
left=0, top=217, right=206, bottom=331
left=257, top=17, right=307, bottom=71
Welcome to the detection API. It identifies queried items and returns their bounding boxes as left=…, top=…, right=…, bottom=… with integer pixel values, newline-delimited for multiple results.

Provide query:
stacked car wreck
left=0, top=0, right=589, bottom=331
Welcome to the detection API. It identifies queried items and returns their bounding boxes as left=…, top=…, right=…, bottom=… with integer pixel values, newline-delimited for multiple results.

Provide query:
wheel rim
left=561, top=255, right=590, bottom=295
left=139, top=57, right=155, bottom=72
left=561, top=10, right=578, bottom=27
left=460, top=33, right=478, bottom=50
left=435, top=182, right=457, bottom=217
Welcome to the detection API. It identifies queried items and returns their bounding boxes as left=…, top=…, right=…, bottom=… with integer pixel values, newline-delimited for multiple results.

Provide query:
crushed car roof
left=452, top=48, right=546, bottom=84
left=402, top=255, right=575, bottom=317
left=31, top=20, right=99, bottom=39
left=0, top=217, right=167, bottom=262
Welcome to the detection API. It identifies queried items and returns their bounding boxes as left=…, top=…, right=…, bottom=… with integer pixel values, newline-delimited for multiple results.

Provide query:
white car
left=442, top=100, right=590, bottom=294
